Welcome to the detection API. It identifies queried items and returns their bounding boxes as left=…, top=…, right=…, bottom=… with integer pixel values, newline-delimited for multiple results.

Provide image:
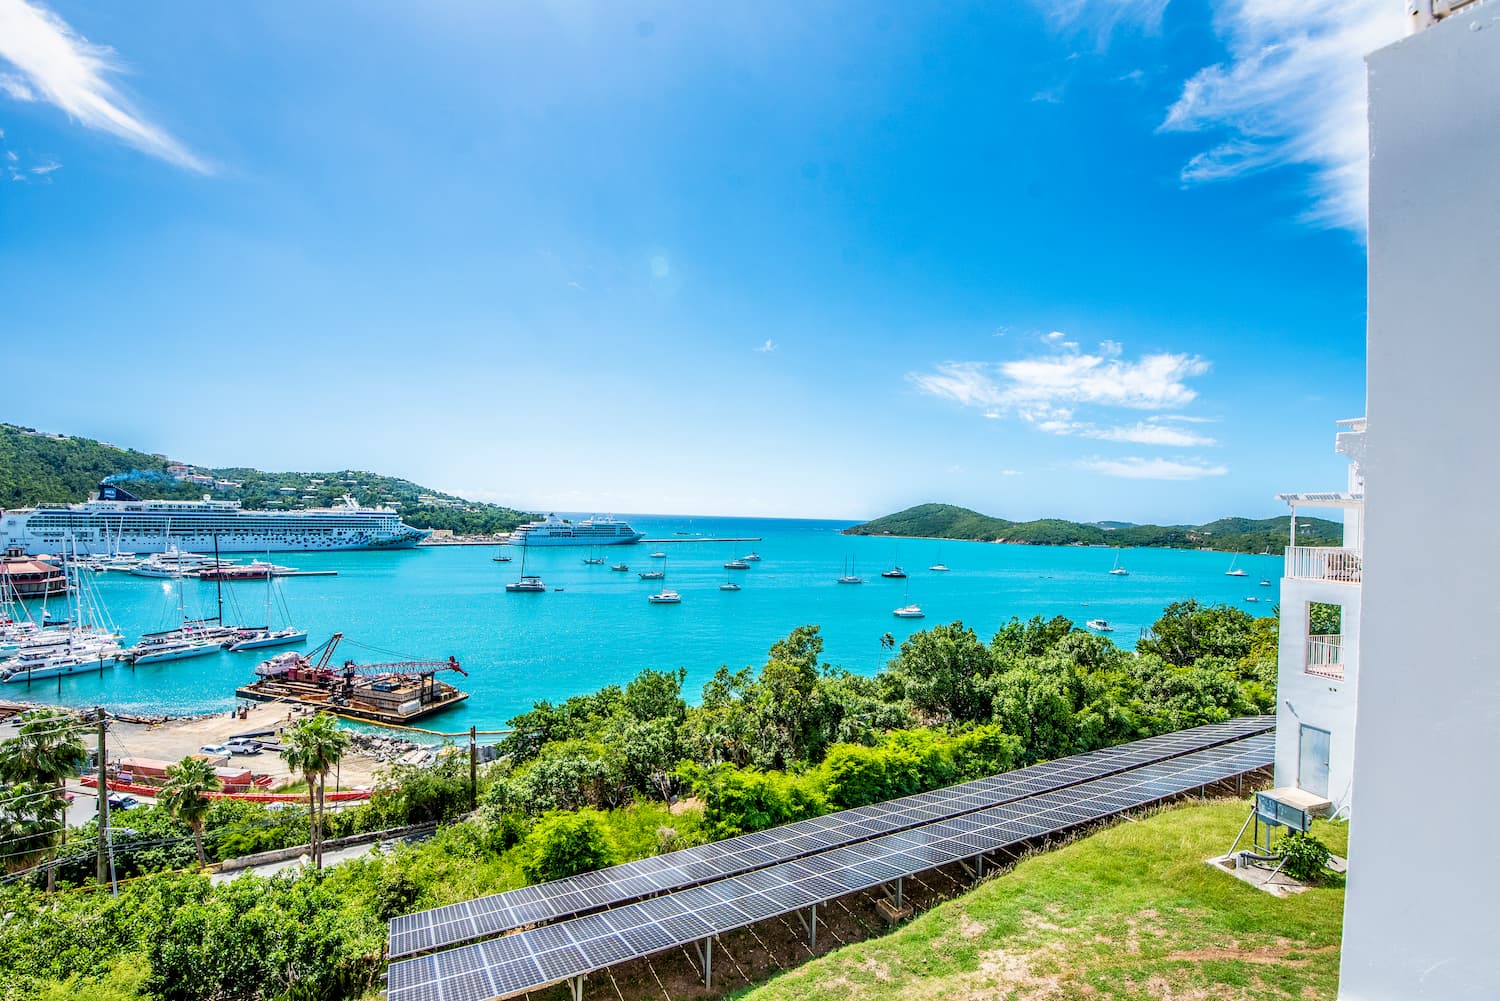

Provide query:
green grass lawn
left=738, top=799, right=1348, bottom=1001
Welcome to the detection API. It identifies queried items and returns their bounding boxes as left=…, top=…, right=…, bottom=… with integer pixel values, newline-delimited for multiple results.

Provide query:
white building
left=1273, top=419, right=1365, bottom=818
left=1337, top=4, right=1499, bottom=998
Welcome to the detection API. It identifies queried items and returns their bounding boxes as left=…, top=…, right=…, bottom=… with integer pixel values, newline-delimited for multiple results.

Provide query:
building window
left=1306, top=601, right=1344, bottom=681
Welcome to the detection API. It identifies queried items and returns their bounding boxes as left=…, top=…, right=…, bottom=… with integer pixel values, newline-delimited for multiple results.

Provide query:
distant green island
left=845, top=502, right=1341, bottom=553
left=0, top=423, right=534, bottom=537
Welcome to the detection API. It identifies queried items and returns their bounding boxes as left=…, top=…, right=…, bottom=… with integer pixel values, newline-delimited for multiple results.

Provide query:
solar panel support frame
left=692, top=937, right=713, bottom=988
left=793, top=904, right=818, bottom=949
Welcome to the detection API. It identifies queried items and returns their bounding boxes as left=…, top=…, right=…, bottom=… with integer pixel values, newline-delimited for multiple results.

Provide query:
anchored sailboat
left=228, top=558, right=308, bottom=651
left=506, top=537, right=546, bottom=592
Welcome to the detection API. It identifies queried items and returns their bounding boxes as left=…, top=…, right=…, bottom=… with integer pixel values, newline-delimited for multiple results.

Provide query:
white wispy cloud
left=1051, top=0, right=1170, bottom=46
left=999, top=469, right=1023, bottom=476
left=0, top=0, right=207, bottom=172
left=755, top=339, right=777, bottom=353
left=1080, top=456, right=1229, bottom=480
left=1159, top=0, right=1404, bottom=232
left=1048, top=0, right=1403, bottom=234
left=1070, top=420, right=1215, bottom=447
left=912, top=348, right=1209, bottom=414
left=0, top=71, right=33, bottom=100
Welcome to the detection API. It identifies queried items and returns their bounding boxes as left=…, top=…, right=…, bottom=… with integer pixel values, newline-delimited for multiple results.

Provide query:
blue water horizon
left=13, top=514, right=1283, bottom=732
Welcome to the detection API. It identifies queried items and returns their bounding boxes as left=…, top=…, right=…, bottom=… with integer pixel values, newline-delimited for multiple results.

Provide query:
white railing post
left=1285, top=547, right=1362, bottom=584
left=1306, top=634, right=1345, bottom=681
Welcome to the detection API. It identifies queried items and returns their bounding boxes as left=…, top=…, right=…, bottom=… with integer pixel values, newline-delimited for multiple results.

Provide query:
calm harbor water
left=13, top=515, right=1282, bottom=730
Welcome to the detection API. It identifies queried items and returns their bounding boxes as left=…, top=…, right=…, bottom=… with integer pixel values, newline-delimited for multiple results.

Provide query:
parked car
left=225, top=739, right=261, bottom=756
left=198, top=744, right=230, bottom=757
left=107, top=794, right=139, bottom=811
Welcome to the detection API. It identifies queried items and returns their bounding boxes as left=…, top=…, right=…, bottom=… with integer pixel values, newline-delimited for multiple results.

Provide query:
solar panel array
left=388, top=732, right=1272, bottom=1001
left=390, top=715, right=1271, bottom=958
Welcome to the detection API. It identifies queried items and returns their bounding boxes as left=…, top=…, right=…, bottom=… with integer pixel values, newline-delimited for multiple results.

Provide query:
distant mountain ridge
left=844, top=502, right=1341, bottom=553
left=0, top=423, right=533, bottom=537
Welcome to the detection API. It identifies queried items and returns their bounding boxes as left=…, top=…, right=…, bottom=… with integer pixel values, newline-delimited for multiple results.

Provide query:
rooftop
left=1276, top=491, right=1364, bottom=509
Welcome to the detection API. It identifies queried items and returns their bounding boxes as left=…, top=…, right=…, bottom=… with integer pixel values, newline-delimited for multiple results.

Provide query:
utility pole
left=95, top=707, right=110, bottom=886
left=469, top=725, right=478, bottom=809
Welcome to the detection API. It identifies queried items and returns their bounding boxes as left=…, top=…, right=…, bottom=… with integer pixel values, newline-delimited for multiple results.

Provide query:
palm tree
left=0, top=781, right=59, bottom=874
left=279, top=713, right=350, bottom=869
left=0, top=709, right=86, bottom=891
left=159, top=756, right=221, bottom=866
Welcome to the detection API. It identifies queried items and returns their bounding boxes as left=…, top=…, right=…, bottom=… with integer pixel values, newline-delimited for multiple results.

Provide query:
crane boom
left=338, top=656, right=466, bottom=678
left=313, top=632, right=344, bottom=671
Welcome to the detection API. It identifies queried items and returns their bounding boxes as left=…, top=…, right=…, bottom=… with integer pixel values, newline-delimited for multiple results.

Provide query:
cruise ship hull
left=507, top=533, right=642, bottom=548
left=3, top=533, right=427, bottom=557
left=2, top=483, right=430, bottom=556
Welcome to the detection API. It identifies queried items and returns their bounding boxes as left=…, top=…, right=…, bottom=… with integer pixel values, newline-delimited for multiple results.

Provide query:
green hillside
left=0, top=423, right=533, bottom=536
left=846, top=502, right=1342, bottom=553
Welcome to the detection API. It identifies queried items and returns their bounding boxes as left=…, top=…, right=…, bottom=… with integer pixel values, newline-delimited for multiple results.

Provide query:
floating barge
left=235, top=632, right=468, bottom=726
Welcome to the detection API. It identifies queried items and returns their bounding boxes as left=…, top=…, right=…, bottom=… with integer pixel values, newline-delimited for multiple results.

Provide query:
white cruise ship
left=1, top=483, right=429, bottom=556
left=506, top=513, right=642, bottom=547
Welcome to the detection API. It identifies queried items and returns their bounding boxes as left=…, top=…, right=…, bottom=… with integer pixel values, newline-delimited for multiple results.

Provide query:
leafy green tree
left=511, top=740, right=628, bottom=812
left=158, top=756, right=222, bottom=866
left=519, top=809, right=618, bottom=882
left=1309, top=601, right=1342, bottom=635
left=1136, top=599, right=1255, bottom=667
left=679, top=666, right=758, bottom=766
left=991, top=614, right=1075, bottom=663
left=609, top=717, right=680, bottom=802
left=279, top=713, right=351, bottom=869
left=753, top=654, right=825, bottom=768
left=767, top=624, right=826, bottom=675
left=623, top=667, right=688, bottom=723
left=0, top=709, right=87, bottom=890
left=988, top=666, right=1078, bottom=763
left=889, top=622, right=995, bottom=724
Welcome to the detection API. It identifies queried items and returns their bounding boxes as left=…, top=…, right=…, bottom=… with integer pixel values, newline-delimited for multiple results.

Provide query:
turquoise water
left=13, top=515, right=1282, bottom=730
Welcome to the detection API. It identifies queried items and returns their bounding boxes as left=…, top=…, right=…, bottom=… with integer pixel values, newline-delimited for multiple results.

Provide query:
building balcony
left=1285, top=546, right=1362, bottom=584
left=1306, top=634, right=1346, bottom=681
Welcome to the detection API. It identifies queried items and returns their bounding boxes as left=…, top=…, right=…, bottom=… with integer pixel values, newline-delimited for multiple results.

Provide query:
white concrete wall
left=1274, top=577, right=1360, bottom=816
left=1341, top=10, right=1500, bottom=1000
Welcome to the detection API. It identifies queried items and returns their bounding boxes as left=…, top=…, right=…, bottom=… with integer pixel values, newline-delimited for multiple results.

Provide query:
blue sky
left=0, top=1, right=1402, bottom=522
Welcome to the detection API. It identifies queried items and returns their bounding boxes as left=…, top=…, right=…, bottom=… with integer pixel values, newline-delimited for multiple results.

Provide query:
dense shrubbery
left=0, top=600, right=1277, bottom=1000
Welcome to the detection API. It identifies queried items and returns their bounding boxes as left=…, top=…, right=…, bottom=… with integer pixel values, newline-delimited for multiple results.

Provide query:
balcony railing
left=1286, top=546, right=1362, bottom=584
left=1306, top=634, right=1345, bottom=681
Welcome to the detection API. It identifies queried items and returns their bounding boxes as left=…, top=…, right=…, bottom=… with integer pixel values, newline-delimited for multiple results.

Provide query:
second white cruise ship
left=506, top=513, right=642, bottom=547
left=1, top=483, right=429, bottom=555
